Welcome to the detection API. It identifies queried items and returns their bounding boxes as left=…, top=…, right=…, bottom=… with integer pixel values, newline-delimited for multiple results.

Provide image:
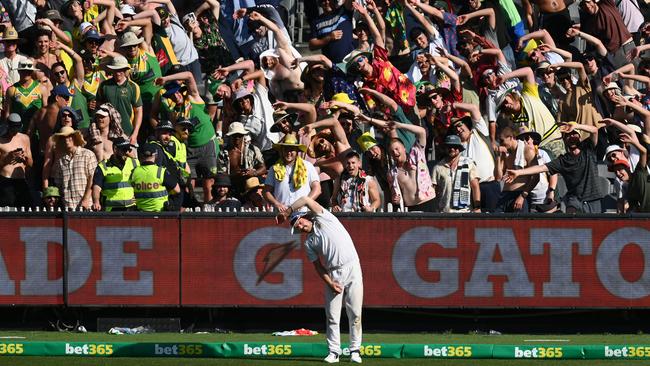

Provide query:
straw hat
left=0, top=26, right=21, bottom=42
left=243, top=177, right=265, bottom=195
left=106, top=55, right=131, bottom=70
left=272, top=133, right=307, bottom=152
left=226, top=122, right=249, bottom=136
left=54, top=126, right=85, bottom=146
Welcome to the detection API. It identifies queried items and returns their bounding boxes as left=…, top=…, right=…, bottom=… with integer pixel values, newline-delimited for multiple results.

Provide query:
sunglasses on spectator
left=54, top=69, right=66, bottom=76
left=62, top=112, right=72, bottom=118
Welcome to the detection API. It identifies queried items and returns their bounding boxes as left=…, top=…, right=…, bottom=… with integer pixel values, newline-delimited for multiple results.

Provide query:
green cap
left=43, top=186, right=60, bottom=198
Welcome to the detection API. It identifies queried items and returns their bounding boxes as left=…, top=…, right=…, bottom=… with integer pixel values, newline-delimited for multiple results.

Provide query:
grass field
left=0, top=332, right=649, bottom=365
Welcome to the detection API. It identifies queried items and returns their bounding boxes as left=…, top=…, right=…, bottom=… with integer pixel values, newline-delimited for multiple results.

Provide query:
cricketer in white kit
left=276, top=196, right=364, bottom=364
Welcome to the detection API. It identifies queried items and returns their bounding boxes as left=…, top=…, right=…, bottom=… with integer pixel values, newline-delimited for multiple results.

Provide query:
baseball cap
left=289, top=211, right=308, bottom=235
left=140, top=143, right=158, bottom=157
left=609, top=159, right=631, bottom=172
left=52, top=84, right=72, bottom=98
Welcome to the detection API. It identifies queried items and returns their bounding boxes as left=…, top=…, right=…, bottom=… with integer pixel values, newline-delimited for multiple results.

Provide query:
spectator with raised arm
left=154, top=71, right=218, bottom=203
left=247, top=10, right=303, bottom=101
left=505, top=122, right=604, bottom=213
left=496, top=66, right=564, bottom=157
left=451, top=102, right=500, bottom=212
left=308, top=0, right=355, bottom=63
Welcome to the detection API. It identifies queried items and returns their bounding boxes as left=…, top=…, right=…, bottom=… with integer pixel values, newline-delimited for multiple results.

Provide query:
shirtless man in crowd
left=249, top=11, right=304, bottom=102
left=495, top=126, right=539, bottom=212
left=0, top=114, right=34, bottom=208
left=522, top=0, right=572, bottom=48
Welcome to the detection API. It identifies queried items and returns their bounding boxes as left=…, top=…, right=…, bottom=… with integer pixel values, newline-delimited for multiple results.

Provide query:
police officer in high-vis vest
left=147, top=119, right=190, bottom=210
left=91, top=137, right=139, bottom=211
left=130, top=144, right=180, bottom=212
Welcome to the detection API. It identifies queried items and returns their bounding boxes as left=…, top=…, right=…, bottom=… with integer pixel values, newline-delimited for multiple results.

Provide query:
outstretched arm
left=501, top=66, right=536, bottom=85
left=155, top=71, right=201, bottom=100
left=293, top=54, right=333, bottom=69
left=566, top=27, right=607, bottom=57
left=548, top=62, right=588, bottom=85
left=359, top=88, right=398, bottom=112
left=457, top=7, right=495, bottom=30
left=517, top=29, right=556, bottom=51
left=353, top=1, right=384, bottom=48
left=403, top=0, right=438, bottom=40
left=412, top=1, right=444, bottom=22
left=275, top=195, right=324, bottom=224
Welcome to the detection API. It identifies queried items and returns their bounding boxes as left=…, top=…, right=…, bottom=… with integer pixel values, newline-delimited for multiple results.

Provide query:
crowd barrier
left=0, top=212, right=649, bottom=307
left=2, top=341, right=650, bottom=360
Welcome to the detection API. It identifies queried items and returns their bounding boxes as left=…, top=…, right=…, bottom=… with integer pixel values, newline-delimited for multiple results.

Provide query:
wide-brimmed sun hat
left=272, top=133, right=307, bottom=152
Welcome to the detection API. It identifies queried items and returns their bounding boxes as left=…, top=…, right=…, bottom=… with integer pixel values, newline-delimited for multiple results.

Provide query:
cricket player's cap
left=289, top=211, right=308, bottom=235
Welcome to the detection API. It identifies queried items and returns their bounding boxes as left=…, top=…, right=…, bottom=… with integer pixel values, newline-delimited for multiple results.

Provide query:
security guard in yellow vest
left=91, top=137, right=138, bottom=211
left=147, top=119, right=189, bottom=210
left=130, top=144, right=180, bottom=212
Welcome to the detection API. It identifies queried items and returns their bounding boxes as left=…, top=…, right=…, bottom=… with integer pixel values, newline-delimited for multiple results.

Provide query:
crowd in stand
left=1, top=0, right=650, bottom=213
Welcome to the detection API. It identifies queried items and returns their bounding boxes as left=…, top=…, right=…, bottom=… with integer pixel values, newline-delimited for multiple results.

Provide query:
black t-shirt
left=546, top=139, right=604, bottom=202
left=627, top=163, right=650, bottom=212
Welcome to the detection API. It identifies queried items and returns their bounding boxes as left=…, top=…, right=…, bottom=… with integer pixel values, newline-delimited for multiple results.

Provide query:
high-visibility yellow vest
left=170, top=135, right=189, bottom=178
left=98, top=157, right=138, bottom=211
left=130, top=164, right=168, bottom=212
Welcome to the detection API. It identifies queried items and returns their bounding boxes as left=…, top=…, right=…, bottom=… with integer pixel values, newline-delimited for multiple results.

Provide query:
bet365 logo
left=243, top=344, right=292, bottom=356
left=605, top=346, right=650, bottom=358
left=424, top=345, right=472, bottom=357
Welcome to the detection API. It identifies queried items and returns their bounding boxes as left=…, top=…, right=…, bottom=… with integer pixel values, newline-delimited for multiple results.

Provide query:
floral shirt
left=364, top=46, right=416, bottom=111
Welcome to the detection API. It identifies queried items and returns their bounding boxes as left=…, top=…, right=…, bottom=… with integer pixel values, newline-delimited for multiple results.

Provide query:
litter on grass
left=272, top=328, right=319, bottom=336
left=108, top=326, right=154, bottom=335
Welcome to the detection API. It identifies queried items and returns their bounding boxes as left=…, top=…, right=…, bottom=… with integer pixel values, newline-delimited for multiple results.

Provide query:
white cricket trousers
left=324, top=260, right=363, bottom=355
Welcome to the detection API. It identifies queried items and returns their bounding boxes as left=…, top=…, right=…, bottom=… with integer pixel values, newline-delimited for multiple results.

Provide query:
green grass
left=0, top=332, right=649, bottom=365
left=1, top=331, right=650, bottom=344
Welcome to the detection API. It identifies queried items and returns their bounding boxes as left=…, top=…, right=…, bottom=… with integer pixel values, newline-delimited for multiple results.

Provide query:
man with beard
left=91, top=136, right=138, bottom=211
left=505, top=122, right=604, bottom=213
left=0, top=113, right=33, bottom=208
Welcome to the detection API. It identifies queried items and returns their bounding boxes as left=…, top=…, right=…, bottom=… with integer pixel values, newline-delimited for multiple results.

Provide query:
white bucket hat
left=226, top=122, right=250, bottom=136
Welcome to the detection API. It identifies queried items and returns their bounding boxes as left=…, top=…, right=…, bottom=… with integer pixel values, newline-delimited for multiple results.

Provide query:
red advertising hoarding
left=0, top=215, right=649, bottom=307
left=65, top=217, right=180, bottom=305
left=181, top=217, right=650, bottom=307
left=0, top=217, right=63, bottom=305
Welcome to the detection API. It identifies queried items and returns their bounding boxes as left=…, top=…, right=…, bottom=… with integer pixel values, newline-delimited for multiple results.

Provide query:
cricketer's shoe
left=324, top=352, right=339, bottom=363
left=351, top=351, right=362, bottom=363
